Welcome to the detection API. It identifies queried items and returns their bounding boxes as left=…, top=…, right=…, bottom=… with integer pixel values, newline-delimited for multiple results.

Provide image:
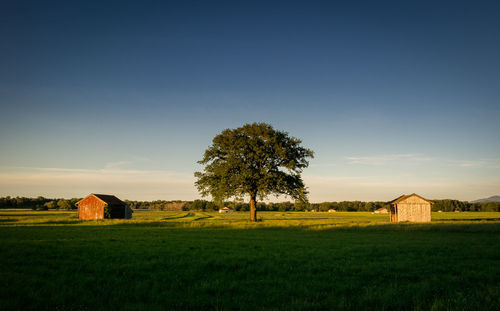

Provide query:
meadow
left=1, top=210, right=499, bottom=310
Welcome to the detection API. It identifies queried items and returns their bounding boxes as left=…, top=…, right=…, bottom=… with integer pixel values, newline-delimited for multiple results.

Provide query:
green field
left=1, top=211, right=499, bottom=310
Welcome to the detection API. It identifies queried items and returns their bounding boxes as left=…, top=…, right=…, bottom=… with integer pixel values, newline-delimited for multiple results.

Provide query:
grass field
left=1, top=210, right=499, bottom=310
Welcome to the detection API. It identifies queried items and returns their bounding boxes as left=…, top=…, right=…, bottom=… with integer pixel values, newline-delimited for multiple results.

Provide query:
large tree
left=195, top=123, right=314, bottom=221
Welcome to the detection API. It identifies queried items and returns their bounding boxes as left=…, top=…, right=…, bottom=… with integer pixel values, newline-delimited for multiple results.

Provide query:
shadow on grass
left=262, top=217, right=334, bottom=220
left=193, top=213, right=215, bottom=221
left=0, top=219, right=18, bottom=223
left=312, top=222, right=500, bottom=233
left=40, top=220, right=498, bottom=234
left=435, top=218, right=500, bottom=222
left=0, top=213, right=73, bottom=217
left=39, top=220, right=82, bottom=225
left=161, top=212, right=194, bottom=220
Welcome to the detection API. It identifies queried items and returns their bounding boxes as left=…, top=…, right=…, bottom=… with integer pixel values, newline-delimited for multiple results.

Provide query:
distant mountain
left=470, top=195, right=500, bottom=203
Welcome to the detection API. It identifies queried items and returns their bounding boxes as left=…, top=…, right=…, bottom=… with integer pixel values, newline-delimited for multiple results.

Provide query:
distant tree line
left=431, top=200, right=500, bottom=212
left=0, top=197, right=498, bottom=212
left=0, top=196, right=79, bottom=210
left=125, top=199, right=500, bottom=212
left=123, top=199, right=393, bottom=212
left=124, top=200, right=189, bottom=211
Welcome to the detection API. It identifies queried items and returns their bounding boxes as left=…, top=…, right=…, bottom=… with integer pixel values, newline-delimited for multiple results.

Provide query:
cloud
left=104, top=161, right=132, bottom=169
left=1, top=163, right=499, bottom=202
left=0, top=166, right=198, bottom=200
left=450, top=158, right=500, bottom=169
left=103, top=156, right=151, bottom=169
left=345, top=154, right=433, bottom=166
left=346, top=154, right=500, bottom=170
left=302, top=175, right=500, bottom=202
left=443, top=158, right=500, bottom=169
left=457, top=161, right=484, bottom=168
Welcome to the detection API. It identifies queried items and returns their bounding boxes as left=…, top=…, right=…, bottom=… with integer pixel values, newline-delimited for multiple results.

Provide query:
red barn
left=76, top=194, right=133, bottom=220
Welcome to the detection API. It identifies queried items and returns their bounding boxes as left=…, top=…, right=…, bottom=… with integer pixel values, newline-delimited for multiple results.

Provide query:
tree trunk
left=249, top=194, right=257, bottom=222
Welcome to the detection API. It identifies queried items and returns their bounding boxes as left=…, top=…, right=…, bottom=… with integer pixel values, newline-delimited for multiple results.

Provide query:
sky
left=1, top=0, right=499, bottom=202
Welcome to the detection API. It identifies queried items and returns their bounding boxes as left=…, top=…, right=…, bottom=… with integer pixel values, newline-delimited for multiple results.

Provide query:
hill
left=471, top=195, right=500, bottom=203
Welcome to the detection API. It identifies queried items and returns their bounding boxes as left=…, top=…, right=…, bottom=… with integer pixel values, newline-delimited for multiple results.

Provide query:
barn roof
left=93, top=194, right=126, bottom=205
left=76, top=194, right=126, bottom=206
left=390, top=193, right=433, bottom=205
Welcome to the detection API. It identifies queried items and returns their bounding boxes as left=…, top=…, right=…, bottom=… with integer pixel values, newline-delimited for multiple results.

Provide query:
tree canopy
left=195, top=123, right=314, bottom=221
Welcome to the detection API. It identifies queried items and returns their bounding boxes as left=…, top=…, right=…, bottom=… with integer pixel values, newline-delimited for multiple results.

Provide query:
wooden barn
left=374, top=207, right=388, bottom=214
left=76, top=194, right=133, bottom=220
left=219, top=207, right=234, bottom=213
left=389, top=193, right=432, bottom=222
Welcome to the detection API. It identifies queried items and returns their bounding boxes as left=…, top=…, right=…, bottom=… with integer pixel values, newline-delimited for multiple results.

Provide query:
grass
left=0, top=210, right=499, bottom=310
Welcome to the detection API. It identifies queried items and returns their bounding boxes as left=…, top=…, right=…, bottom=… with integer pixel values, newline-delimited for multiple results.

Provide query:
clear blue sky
left=1, top=0, right=499, bottom=201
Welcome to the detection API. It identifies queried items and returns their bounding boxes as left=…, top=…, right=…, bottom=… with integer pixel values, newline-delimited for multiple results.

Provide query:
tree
left=44, top=201, right=57, bottom=210
left=195, top=123, right=314, bottom=221
left=57, top=199, right=72, bottom=210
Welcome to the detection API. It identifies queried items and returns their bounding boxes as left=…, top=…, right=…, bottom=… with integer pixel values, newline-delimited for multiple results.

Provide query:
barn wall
left=390, top=205, right=397, bottom=222
left=395, top=196, right=431, bottom=222
left=108, top=205, right=125, bottom=218
left=78, top=196, right=105, bottom=219
left=125, top=206, right=133, bottom=219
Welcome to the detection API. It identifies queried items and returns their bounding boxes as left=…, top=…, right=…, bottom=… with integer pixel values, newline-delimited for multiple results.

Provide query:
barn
left=76, top=194, right=133, bottom=220
left=389, top=193, right=432, bottom=222
left=374, top=207, right=388, bottom=214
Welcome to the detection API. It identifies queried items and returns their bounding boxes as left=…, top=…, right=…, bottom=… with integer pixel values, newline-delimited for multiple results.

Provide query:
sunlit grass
left=1, top=210, right=499, bottom=229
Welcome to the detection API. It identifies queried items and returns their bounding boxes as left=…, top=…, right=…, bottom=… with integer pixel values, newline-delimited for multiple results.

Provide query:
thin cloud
left=1, top=165, right=499, bottom=202
left=104, top=161, right=132, bottom=169
left=303, top=174, right=500, bottom=202
left=0, top=166, right=197, bottom=200
left=457, top=161, right=484, bottom=168
left=345, top=154, right=434, bottom=166
left=451, top=158, right=500, bottom=169
left=104, top=156, right=151, bottom=169
left=0, top=166, right=193, bottom=182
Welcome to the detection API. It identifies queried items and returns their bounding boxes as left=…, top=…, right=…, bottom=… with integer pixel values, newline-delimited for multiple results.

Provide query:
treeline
left=432, top=200, right=500, bottom=212
left=123, top=199, right=392, bottom=212
left=94, top=198, right=500, bottom=212
left=125, top=200, right=188, bottom=211
left=0, top=196, right=79, bottom=210
left=1, top=197, right=499, bottom=212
